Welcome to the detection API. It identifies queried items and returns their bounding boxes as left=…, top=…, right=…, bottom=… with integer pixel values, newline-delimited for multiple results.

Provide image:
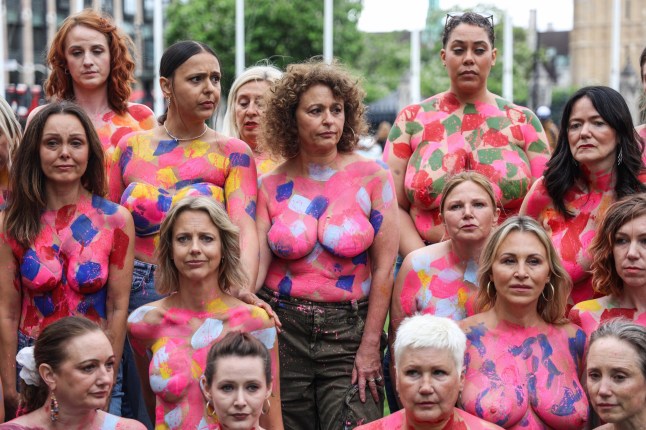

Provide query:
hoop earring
left=347, top=126, right=357, bottom=144
left=541, top=282, right=555, bottom=302
left=486, top=281, right=495, bottom=299
left=50, top=393, right=59, bottom=422
left=206, top=400, right=217, bottom=417
left=261, top=398, right=271, bottom=415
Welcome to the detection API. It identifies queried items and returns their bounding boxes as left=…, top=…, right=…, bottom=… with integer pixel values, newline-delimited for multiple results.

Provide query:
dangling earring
left=541, top=282, right=555, bottom=302
left=206, top=400, right=217, bottom=417
left=617, top=148, right=623, bottom=165
left=486, top=281, right=495, bottom=299
left=261, top=398, right=271, bottom=415
left=50, top=393, right=59, bottom=422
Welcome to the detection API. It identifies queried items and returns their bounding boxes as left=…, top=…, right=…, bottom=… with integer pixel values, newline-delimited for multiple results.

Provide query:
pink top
left=4, top=193, right=130, bottom=338
left=383, top=92, right=550, bottom=242
left=355, top=408, right=504, bottom=429
left=109, top=131, right=257, bottom=259
left=93, top=103, right=156, bottom=172
left=461, top=319, right=589, bottom=429
left=127, top=298, right=278, bottom=429
left=398, top=242, right=479, bottom=320
left=257, top=158, right=396, bottom=301
left=568, top=295, right=646, bottom=339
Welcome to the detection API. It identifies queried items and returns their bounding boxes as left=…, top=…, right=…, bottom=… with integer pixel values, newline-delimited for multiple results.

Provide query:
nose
left=83, top=52, right=94, bottom=67
left=463, top=48, right=475, bottom=64
left=515, top=263, right=529, bottom=279
left=463, top=203, right=474, bottom=218
left=59, top=143, right=71, bottom=159
left=97, top=364, right=113, bottom=387
left=246, top=101, right=259, bottom=116
left=579, top=121, right=592, bottom=138
left=626, top=240, right=640, bottom=260
left=190, top=237, right=201, bottom=254
left=233, top=387, right=247, bottom=408
left=597, top=376, right=612, bottom=397
left=418, top=375, right=434, bottom=395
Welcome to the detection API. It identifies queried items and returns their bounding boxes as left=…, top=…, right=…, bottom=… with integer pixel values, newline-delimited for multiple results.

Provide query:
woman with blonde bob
left=127, top=196, right=282, bottom=429
left=569, top=194, right=646, bottom=336
left=222, top=64, right=283, bottom=176
left=459, top=216, right=589, bottom=429
left=0, top=97, right=22, bottom=209
left=357, top=314, right=502, bottom=429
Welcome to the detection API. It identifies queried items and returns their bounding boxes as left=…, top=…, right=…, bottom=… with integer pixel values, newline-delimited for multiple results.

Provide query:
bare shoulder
left=459, top=312, right=489, bottom=332
left=127, top=298, right=167, bottom=327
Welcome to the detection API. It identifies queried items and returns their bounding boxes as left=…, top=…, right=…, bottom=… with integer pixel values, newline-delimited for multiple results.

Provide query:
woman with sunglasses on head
left=29, top=9, right=155, bottom=170
left=384, top=12, right=550, bottom=261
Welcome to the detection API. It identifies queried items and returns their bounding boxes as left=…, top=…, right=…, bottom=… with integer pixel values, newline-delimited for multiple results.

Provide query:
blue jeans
left=120, top=259, right=163, bottom=429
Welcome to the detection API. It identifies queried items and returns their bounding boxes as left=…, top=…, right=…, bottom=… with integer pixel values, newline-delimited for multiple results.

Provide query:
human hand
left=351, top=342, right=383, bottom=403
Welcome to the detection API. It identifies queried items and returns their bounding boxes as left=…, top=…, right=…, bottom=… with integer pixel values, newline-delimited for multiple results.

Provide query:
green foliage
left=165, top=0, right=364, bottom=93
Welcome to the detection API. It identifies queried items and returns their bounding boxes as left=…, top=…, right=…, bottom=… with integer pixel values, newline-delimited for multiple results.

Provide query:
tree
left=165, top=0, right=364, bottom=93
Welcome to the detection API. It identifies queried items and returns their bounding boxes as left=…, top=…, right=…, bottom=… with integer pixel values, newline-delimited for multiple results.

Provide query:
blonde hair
left=475, top=216, right=571, bottom=324
left=0, top=97, right=22, bottom=170
left=155, top=196, right=247, bottom=295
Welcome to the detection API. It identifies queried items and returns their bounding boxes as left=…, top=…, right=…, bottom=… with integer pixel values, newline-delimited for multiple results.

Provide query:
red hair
left=44, top=9, right=135, bottom=115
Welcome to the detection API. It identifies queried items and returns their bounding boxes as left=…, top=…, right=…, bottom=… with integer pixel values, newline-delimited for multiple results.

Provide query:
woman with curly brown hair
left=255, top=59, right=399, bottom=429
left=29, top=9, right=155, bottom=168
left=569, top=194, right=646, bottom=337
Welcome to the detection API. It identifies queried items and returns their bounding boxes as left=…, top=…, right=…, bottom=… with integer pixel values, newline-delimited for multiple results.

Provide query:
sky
left=359, top=0, right=574, bottom=32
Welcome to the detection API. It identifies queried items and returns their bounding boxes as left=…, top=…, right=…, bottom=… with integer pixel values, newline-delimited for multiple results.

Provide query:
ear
left=160, top=76, right=172, bottom=99
left=39, top=363, right=57, bottom=392
left=199, top=375, right=212, bottom=402
left=459, top=367, right=466, bottom=392
left=440, top=49, right=447, bottom=66
left=491, top=47, right=497, bottom=67
left=493, top=207, right=500, bottom=224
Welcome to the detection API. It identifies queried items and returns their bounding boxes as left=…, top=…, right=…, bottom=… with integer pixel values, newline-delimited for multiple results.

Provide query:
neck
left=295, top=150, right=339, bottom=176
left=44, top=182, right=85, bottom=210
left=42, top=401, right=99, bottom=429
left=450, top=237, right=484, bottom=262
left=492, top=301, right=543, bottom=327
left=579, top=163, right=616, bottom=192
left=448, top=87, right=493, bottom=105
left=404, top=408, right=454, bottom=430
left=175, top=275, right=226, bottom=312
left=72, top=84, right=111, bottom=118
left=164, top=111, right=208, bottom=139
left=619, top=287, right=646, bottom=314
left=615, top=412, right=646, bottom=430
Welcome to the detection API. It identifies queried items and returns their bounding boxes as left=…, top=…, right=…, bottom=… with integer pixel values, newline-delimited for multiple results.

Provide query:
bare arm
left=0, top=217, right=20, bottom=419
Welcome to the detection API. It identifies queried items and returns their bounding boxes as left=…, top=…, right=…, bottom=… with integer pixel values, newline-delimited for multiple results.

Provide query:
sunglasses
left=445, top=12, right=494, bottom=30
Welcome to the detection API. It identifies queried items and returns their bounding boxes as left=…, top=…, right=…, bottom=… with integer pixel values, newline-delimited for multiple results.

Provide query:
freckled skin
left=108, top=130, right=258, bottom=284
left=127, top=297, right=279, bottom=429
left=384, top=92, right=550, bottom=249
left=459, top=317, right=589, bottom=429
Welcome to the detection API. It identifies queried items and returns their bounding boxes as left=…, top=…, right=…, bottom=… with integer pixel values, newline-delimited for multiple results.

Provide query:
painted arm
left=259, top=325, right=284, bottom=430
left=255, top=182, right=273, bottom=292
left=105, top=207, right=135, bottom=384
left=383, top=112, right=427, bottom=256
left=224, top=142, right=259, bottom=290
left=127, top=326, right=156, bottom=424
left=522, top=110, right=551, bottom=181
left=353, top=168, right=399, bottom=403
left=0, top=219, right=20, bottom=419
left=107, top=137, right=128, bottom=204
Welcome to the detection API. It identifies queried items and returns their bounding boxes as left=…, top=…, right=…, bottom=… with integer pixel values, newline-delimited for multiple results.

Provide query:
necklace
left=163, top=122, right=209, bottom=142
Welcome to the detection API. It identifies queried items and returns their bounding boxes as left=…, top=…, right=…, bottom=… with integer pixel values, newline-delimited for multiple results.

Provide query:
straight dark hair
left=4, top=101, right=106, bottom=247
left=544, top=86, right=645, bottom=218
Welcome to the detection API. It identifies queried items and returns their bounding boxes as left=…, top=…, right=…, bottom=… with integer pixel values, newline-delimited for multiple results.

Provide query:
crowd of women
left=0, top=8, right=644, bottom=430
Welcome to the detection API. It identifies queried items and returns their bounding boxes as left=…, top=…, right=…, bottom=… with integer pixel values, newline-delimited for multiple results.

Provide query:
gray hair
left=588, top=318, right=646, bottom=379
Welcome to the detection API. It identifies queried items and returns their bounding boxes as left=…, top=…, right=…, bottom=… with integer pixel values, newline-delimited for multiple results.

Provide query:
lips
left=231, top=413, right=250, bottom=420
left=460, top=70, right=477, bottom=76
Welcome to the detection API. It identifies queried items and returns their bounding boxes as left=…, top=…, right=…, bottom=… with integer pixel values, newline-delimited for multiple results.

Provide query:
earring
left=261, top=398, right=271, bottom=415
left=617, top=148, right=623, bottom=165
left=50, top=393, right=59, bottom=422
left=486, top=281, right=495, bottom=299
left=64, top=68, right=70, bottom=75
left=541, top=282, right=555, bottom=302
left=206, top=400, right=217, bottom=417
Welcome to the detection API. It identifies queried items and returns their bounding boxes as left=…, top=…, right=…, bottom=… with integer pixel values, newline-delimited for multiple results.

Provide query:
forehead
left=445, top=180, right=489, bottom=200
left=62, top=331, right=112, bottom=364
left=570, top=96, right=599, bottom=118
left=588, top=337, right=643, bottom=370
left=399, top=346, right=456, bottom=369
left=237, top=80, right=270, bottom=97
left=173, top=209, right=218, bottom=231
left=43, top=113, right=84, bottom=131
left=298, top=84, right=341, bottom=105
left=212, top=355, right=266, bottom=380
left=617, top=213, right=646, bottom=234
left=446, top=23, right=491, bottom=44
left=497, top=230, right=546, bottom=255
left=175, top=52, right=220, bottom=75
left=65, top=25, right=109, bottom=47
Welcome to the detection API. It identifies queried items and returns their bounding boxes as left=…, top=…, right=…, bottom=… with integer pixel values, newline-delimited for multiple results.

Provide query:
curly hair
left=155, top=196, right=247, bottom=295
left=475, top=216, right=571, bottom=324
left=260, top=59, right=368, bottom=160
left=544, top=86, right=646, bottom=218
left=4, top=101, right=106, bottom=248
left=442, top=12, right=495, bottom=48
left=589, top=194, right=646, bottom=297
left=44, top=9, right=136, bottom=115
